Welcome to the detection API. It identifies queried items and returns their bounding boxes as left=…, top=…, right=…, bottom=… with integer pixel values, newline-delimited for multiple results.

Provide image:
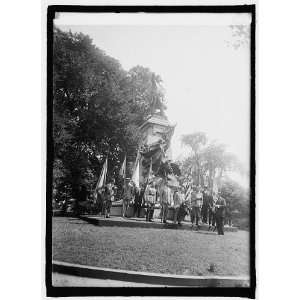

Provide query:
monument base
left=111, top=203, right=185, bottom=221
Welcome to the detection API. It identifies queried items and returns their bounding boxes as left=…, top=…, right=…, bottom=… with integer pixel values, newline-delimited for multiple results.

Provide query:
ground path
left=53, top=272, right=165, bottom=287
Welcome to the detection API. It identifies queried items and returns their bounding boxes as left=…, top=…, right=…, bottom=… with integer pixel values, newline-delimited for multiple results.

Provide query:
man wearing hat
left=95, top=187, right=105, bottom=215
left=190, top=186, right=201, bottom=228
left=103, top=179, right=116, bottom=218
left=160, top=180, right=171, bottom=223
left=215, top=191, right=227, bottom=235
left=173, top=187, right=183, bottom=224
left=122, top=179, right=134, bottom=218
left=133, top=186, right=144, bottom=218
left=201, top=186, right=210, bottom=224
left=145, top=181, right=156, bottom=222
left=208, top=190, right=216, bottom=230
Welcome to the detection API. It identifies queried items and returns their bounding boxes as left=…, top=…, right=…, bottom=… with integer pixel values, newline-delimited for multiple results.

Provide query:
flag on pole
left=184, top=166, right=193, bottom=200
left=132, top=158, right=140, bottom=189
left=119, top=155, right=126, bottom=178
left=213, top=182, right=218, bottom=194
left=147, top=158, right=153, bottom=182
left=95, top=157, right=108, bottom=191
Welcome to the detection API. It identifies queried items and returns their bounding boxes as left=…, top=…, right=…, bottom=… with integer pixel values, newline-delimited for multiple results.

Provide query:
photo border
left=46, top=4, right=256, bottom=298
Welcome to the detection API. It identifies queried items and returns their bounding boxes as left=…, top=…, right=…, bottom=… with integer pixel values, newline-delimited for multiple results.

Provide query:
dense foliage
left=180, top=132, right=243, bottom=189
left=219, top=178, right=250, bottom=229
left=52, top=27, right=166, bottom=201
left=180, top=132, right=249, bottom=228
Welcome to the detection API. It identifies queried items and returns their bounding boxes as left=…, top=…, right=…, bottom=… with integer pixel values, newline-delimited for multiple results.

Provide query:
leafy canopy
left=52, top=27, right=166, bottom=200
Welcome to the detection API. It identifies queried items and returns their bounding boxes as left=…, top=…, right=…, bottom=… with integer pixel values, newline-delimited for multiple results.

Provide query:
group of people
left=144, top=182, right=227, bottom=235
left=94, top=178, right=228, bottom=235
left=189, top=187, right=227, bottom=235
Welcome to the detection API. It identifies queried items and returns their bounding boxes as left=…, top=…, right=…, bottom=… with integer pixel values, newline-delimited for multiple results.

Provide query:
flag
left=119, top=155, right=126, bottom=178
left=213, top=182, right=219, bottom=194
left=184, top=166, right=193, bottom=200
left=185, top=183, right=192, bottom=201
left=95, top=157, right=108, bottom=191
left=147, top=158, right=153, bottom=182
left=132, top=159, right=140, bottom=189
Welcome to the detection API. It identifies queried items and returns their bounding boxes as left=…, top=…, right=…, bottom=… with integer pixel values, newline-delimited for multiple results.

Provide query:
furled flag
left=132, top=158, right=140, bottom=189
left=147, top=158, right=153, bottom=183
left=213, top=182, right=219, bottom=195
left=119, top=155, right=126, bottom=179
left=184, top=166, right=194, bottom=200
left=95, top=157, right=108, bottom=191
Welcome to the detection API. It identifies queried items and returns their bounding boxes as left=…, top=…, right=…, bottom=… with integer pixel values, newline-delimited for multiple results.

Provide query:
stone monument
left=138, top=112, right=175, bottom=184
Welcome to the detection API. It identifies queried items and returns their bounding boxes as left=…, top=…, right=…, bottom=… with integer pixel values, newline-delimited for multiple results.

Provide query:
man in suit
left=201, top=187, right=210, bottom=224
left=215, top=192, right=227, bottom=235
left=104, top=179, right=116, bottom=218
left=145, top=182, right=156, bottom=222
left=160, top=181, right=170, bottom=223
left=173, top=187, right=182, bottom=224
left=208, top=190, right=216, bottom=230
left=122, top=180, right=134, bottom=218
left=190, top=186, right=201, bottom=228
left=133, top=186, right=144, bottom=218
left=95, top=187, right=105, bottom=215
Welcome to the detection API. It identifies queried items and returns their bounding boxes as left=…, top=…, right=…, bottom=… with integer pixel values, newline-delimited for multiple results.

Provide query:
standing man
left=104, top=179, right=116, bottom=218
left=201, top=187, right=209, bottom=224
left=95, top=187, right=104, bottom=215
left=160, top=180, right=170, bottom=223
left=133, top=186, right=144, bottom=218
left=215, top=192, right=226, bottom=235
left=122, top=179, right=133, bottom=218
left=177, top=187, right=188, bottom=225
left=208, top=190, right=216, bottom=230
left=173, top=187, right=182, bottom=224
left=145, top=182, right=156, bottom=222
left=190, top=186, right=201, bottom=228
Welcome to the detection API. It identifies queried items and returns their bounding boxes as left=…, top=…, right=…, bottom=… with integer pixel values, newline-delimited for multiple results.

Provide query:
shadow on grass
left=53, top=215, right=225, bottom=236
left=194, top=231, right=218, bottom=236
left=76, top=215, right=219, bottom=235
left=78, top=215, right=180, bottom=230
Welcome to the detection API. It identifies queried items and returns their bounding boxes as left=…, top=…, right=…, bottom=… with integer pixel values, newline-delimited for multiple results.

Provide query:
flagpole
left=133, top=149, right=140, bottom=172
left=123, top=155, right=126, bottom=195
left=124, top=155, right=126, bottom=184
left=94, top=155, right=108, bottom=197
left=132, top=150, right=140, bottom=189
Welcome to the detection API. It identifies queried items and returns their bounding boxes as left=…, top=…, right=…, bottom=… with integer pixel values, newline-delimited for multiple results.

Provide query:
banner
left=119, top=155, right=126, bottom=178
left=95, top=157, right=108, bottom=191
left=147, top=158, right=153, bottom=182
left=132, top=159, right=140, bottom=189
left=184, top=166, right=193, bottom=200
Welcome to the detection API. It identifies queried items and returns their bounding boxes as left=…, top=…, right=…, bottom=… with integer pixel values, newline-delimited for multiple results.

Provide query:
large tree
left=180, top=132, right=207, bottom=186
left=181, top=132, right=240, bottom=190
left=52, top=27, right=166, bottom=200
left=219, top=177, right=249, bottom=229
left=123, top=65, right=167, bottom=123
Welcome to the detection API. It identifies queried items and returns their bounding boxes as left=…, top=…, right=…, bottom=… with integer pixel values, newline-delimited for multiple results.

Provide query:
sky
left=55, top=13, right=251, bottom=186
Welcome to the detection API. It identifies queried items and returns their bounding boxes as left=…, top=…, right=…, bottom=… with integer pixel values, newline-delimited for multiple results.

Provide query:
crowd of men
left=93, top=178, right=230, bottom=236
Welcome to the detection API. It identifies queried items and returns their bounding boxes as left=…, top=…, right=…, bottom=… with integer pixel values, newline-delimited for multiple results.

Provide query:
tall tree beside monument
left=52, top=28, right=168, bottom=201
left=181, top=132, right=241, bottom=191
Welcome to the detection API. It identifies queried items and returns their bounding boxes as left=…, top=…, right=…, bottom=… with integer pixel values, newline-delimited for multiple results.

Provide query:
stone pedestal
left=111, top=203, right=180, bottom=221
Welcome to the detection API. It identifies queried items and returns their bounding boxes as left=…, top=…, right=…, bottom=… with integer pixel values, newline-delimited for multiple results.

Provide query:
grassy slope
left=52, top=217, right=249, bottom=276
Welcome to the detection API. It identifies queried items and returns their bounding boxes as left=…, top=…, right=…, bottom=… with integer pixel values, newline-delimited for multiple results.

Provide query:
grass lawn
left=52, top=217, right=249, bottom=276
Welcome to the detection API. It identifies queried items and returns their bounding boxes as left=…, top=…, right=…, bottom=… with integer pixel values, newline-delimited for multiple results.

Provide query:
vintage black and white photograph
left=47, top=5, right=255, bottom=297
